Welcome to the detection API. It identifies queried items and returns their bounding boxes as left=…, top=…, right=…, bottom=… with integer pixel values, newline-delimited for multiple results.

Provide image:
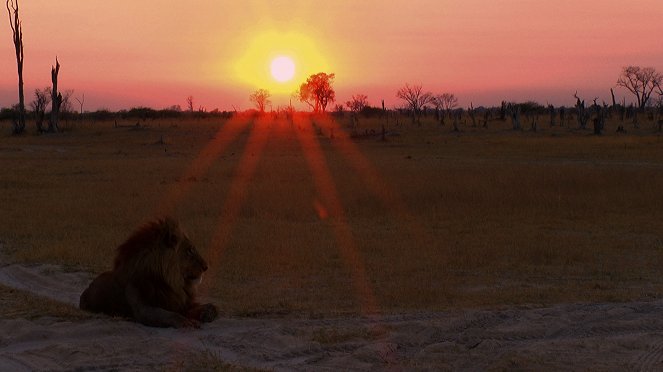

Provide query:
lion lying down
left=80, top=218, right=218, bottom=328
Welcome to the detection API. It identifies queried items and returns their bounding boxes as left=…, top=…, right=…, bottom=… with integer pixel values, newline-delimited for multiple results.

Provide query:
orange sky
left=1, top=0, right=661, bottom=111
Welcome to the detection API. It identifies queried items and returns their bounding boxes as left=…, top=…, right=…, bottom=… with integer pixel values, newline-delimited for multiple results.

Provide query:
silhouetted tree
left=6, top=0, right=25, bottom=134
left=30, top=87, right=50, bottom=132
left=468, top=102, right=477, bottom=127
left=617, top=66, right=663, bottom=110
left=346, top=94, right=368, bottom=128
left=61, top=89, right=74, bottom=116
left=346, top=94, right=368, bottom=113
left=573, top=91, right=590, bottom=129
left=47, top=57, right=62, bottom=132
left=186, top=95, right=194, bottom=112
left=298, top=73, right=336, bottom=113
left=75, top=93, right=85, bottom=115
left=437, top=93, right=458, bottom=115
left=249, top=89, right=271, bottom=113
left=397, top=83, right=433, bottom=124
left=548, top=104, right=556, bottom=126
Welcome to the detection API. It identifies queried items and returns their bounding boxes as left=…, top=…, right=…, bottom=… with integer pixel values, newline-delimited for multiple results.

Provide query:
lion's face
left=176, top=235, right=208, bottom=292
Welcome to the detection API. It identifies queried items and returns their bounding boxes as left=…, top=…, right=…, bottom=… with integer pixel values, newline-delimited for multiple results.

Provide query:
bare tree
left=61, top=89, right=74, bottom=116
left=397, top=83, right=433, bottom=124
left=186, top=95, right=194, bottom=112
left=75, top=93, right=85, bottom=114
left=441, top=93, right=458, bottom=112
left=30, top=87, right=50, bottom=132
left=346, top=94, right=368, bottom=128
left=468, top=102, right=477, bottom=127
left=573, top=91, right=590, bottom=129
left=433, top=93, right=458, bottom=123
left=249, top=89, right=271, bottom=113
left=297, top=72, right=335, bottom=113
left=6, top=0, right=25, bottom=134
left=346, top=94, right=368, bottom=113
left=617, top=66, right=663, bottom=110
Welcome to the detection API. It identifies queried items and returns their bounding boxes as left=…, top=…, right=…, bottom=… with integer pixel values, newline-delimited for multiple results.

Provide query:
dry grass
left=1, top=114, right=663, bottom=317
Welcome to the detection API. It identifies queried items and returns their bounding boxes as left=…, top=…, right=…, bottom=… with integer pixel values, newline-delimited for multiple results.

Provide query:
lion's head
left=114, top=217, right=209, bottom=300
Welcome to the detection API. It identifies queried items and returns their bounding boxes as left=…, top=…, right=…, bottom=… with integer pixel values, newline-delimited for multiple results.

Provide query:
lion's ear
left=160, top=217, right=180, bottom=248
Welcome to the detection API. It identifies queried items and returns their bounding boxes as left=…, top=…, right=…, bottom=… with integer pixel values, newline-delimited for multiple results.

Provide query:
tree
left=573, top=91, right=590, bottom=129
left=186, top=95, right=194, bottom=112
left=346, top=94, right=368, bottom=113
left=433, top=93, right=458, bottom=122
left=617, top=66, right=663, bottom=110
left=6, top=0, right=25, bottom=134
left=396, top=83, right=433, bottom=123
left=249, top=89, right=271, bottom=113
left=75, top=93, right=85, bottom=115
left=298, top=72, right=335, bottom=113
left=61, top=89, right=74, bottom=116
left=30, top=87, right=50, bottom=132
left=48, top=57, right=62, bottom=133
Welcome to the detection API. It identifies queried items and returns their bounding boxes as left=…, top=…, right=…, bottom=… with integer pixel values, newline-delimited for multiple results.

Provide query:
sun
left=271, top=56, right=295, bottom=83
left=232, top=30, right=331, bottom=94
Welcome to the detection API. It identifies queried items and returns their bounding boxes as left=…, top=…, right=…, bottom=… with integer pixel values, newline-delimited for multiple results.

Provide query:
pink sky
left=1, top=0, right=661, bottom=111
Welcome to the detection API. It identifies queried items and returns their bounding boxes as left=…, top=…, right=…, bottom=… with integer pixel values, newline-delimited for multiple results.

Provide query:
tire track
left=632, top=339, right=663, bottom=372
left=0, top=263, right=92, bottom=306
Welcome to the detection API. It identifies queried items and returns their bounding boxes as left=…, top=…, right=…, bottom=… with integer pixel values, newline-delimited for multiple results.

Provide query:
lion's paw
left=198, top=303, right=218, bottom=323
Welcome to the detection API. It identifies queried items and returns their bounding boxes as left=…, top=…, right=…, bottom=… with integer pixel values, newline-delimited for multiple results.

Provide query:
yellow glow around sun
left=233, top=31, right=331, bottom=95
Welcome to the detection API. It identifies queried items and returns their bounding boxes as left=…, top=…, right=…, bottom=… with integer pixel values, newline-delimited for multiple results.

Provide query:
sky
left=1, top=0, right=661, bottom=111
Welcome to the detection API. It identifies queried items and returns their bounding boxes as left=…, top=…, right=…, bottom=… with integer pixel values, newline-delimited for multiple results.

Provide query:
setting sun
left=271, top=56, right=296, bottom=83
left=232, top=30, right=331, bottom=96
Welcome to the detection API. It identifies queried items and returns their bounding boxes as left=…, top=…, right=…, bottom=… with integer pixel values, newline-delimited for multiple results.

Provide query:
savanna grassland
left=1, top=113, right=663, bottom=317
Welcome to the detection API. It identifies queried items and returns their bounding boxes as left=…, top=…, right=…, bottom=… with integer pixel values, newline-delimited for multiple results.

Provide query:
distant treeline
left=0, top=106, right=235, bottom=121
left=1, top=101, right=660, bottom=123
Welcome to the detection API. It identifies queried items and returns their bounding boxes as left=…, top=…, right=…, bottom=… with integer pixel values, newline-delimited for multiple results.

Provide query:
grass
left=1, top=113, right=663, bottom=317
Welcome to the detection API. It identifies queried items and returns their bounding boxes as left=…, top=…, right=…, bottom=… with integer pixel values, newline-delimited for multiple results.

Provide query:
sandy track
left=1, top=262, right=663, bottom=371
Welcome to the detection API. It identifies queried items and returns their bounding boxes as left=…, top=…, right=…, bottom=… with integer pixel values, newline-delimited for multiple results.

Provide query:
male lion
left=79, top=218, right=218, bottom=328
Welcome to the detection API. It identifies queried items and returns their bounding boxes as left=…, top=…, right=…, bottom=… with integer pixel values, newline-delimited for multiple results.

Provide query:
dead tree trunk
left=75, top=93, right=84, bottom=114
left=511, top=105, right=521, bottom=130
left=574, top=92, right=589, bottom=129
left=6, top=0, right=25, bottom=134
left=48, top=57, right=62, bottom=133
left=548, top=105, right=556, bottom=126
left=593, top=105, right=605, bottom=135
left=452, top=111, right=461, bottom=132
left=468, top=103, right=476, bottom=127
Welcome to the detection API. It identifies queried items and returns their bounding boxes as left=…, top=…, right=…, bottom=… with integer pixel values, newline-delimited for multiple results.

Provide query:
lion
left=79, top=217, right=218, bottom=328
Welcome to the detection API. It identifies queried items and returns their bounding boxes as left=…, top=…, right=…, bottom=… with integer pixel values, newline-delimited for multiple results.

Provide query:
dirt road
left=1, top=262, right=662, bottom=371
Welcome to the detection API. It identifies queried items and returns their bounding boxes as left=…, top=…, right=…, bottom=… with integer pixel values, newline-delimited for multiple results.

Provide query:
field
left=1, top=113, right=663, bottom=317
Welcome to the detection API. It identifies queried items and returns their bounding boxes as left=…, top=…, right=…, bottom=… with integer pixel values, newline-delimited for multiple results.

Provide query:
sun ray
left=292, top=114, right=380, bottom=316
left=317, top=115, right=429, bottom=245
left=202, top=116, right=273, bottom=294
left=153, top=117, right=249, bottom=218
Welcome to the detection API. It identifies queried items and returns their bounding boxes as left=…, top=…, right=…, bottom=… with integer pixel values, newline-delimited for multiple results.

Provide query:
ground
left=2, top=261, right=663, bottom=370
left=1, top=113, right=663, bottom=369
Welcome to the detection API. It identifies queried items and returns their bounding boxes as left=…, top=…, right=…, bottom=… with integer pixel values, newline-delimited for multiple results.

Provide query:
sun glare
left=271, top=56, right=295, bottom=83
left=233, top=31, right=331, bottom=94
